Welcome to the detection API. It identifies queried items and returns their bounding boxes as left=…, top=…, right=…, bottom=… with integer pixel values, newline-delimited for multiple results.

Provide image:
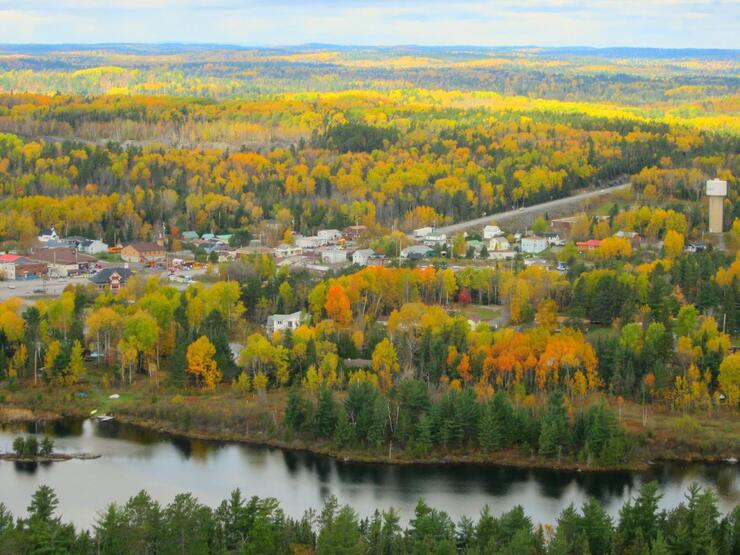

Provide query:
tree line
left=0, top=482, right=737, bottom=554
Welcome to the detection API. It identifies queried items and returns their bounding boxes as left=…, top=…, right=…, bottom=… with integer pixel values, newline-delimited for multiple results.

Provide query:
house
left=317, top=229, right=342, bottom=244
left=266, top=311, right=305, bottom=336
left=367, top=254, right=386, bottom=267
left=343, top=225, right=368, bottom=241
left=413, top=226, right=433, bottom=238
left=576, top=239, right=602, bottom=251
left=295, top=235, right=322, bottom=249
left=120, top=242, right=166, bottom=263
left=521, top=236, right=548, bottom=254
left=182, top=231, right=199, bottom=242
left=615, top=230, right=642, bottom=250
left=274, top=243, right=303, bottom=258
left=483, top=225, right=504, bottom=239
left=74, top=238, right=109, bottom=255
left=37, top=227, right=58, bottom=243
left=489, top=237, right=511, bottom=251
left=89, top=267, right=133, bottom=291
left=32, top=247, right=97, bottom=277
left=401, top=245, right=434, bottom=260
left=544, top=233, right=564, bottom=247
left=352, top=248, right=376, bottom=266
left=422, top=233, right=447, bottom=247
left=321, top=248, right=347, bottom=264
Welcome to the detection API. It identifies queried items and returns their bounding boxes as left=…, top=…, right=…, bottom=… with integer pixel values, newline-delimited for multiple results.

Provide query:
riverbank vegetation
left=0, top=482, right=738, bottom=554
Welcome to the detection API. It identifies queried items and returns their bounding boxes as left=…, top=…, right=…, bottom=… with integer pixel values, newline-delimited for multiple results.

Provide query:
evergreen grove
left=0, top=481, right=737, bottom=554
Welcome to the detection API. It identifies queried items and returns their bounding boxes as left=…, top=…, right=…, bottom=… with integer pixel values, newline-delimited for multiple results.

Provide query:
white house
left=321, top=248, right=347, bottom=264
left=422, top=233, right=447, bottom=247
left=413, top=226, right=433, bottom=238
left=317, top=229, right=342, bottom=244
left=352, top=248, right=376, bottom=266
left=521, top=236, right=548, bottom=254
left=38, top=227, right=58, bottom=243
left=483, top=225, right=504, bottom=239
left=266, top=311, right=305, bottom=336
left=295, top=235, right=322, bottom=249
left=274, top=243, right=303, bottom=258
left=488, top=237, right=510, bottom=252
left=78, top=238, right=109, bottom=255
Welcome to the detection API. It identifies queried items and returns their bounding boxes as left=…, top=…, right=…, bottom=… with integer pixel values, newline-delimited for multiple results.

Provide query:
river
left=0, top=418, right=737, bottom=530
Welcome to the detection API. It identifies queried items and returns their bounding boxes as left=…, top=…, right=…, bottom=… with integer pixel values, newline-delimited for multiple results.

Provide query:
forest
left=0, top=482, right=737, bottom=554
left=0, top=46, right=738, bottom=469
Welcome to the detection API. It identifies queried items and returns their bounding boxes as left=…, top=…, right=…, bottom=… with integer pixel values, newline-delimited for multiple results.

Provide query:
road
left=423, top=182, right=631, bottom=237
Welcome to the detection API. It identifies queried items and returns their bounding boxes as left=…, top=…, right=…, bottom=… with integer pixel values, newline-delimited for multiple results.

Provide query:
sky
left=0, top=1, right=737, bottom=49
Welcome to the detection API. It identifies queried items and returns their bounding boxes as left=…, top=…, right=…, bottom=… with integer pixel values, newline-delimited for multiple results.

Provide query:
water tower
left=706, top=179, right=727, bottom=234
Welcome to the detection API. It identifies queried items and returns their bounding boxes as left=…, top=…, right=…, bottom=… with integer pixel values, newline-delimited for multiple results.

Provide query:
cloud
left=0, top=1, right=736, bottom=48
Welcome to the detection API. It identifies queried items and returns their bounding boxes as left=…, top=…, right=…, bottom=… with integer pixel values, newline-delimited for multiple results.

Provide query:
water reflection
left=0, top=418, right=737, bottom=530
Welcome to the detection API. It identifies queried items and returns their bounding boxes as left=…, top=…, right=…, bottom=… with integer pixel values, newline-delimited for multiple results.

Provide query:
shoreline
left=4, top=405, right=736, bottom=474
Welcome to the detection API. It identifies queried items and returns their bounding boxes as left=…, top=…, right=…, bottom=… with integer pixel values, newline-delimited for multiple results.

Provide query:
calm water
left=0, top=419, right=737, bottom=530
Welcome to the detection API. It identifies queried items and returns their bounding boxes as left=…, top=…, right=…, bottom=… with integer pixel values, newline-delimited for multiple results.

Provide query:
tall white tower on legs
left=706, top=179, right=727, bottom=234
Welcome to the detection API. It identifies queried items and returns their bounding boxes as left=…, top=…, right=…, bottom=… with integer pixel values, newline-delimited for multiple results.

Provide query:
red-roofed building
left=576, top=239, right=602, bottom=250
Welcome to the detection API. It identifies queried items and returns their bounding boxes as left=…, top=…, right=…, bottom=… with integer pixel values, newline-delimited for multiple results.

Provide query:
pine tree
left=167, top=327, right=189, bottom=387
left=414, top=413, right=433, bottom=457
left=334, top=405, right=354, bottom=449
left=315, top=386, right=337, bottom=439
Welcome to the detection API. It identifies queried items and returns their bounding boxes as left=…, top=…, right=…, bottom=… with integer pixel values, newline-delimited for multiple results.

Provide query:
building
left=321, top=248, right=347, bottom=264
left=520, top=236, right=547, bottom=254
left=266, top=311, right=305, bottom=336
left=543, top=233, right=564, bottom=247
left=317, top=229, right=342, bottom=244
left=413, top=226, right=433, bottom=238
left=706, top=179, right=728, bottom=233
left=576, top=239, right=602, bottom=251
left=0, top=254, right=47, bottom=280
left=89, top=267, right=133, bottom=291
left=343, top=225, right=368, bottom=241
left=32, top=247, right=97, bottom=277
left=422, top=233, right=447, bottom=247
left=37, top=227, right=58, bottom=243
left=483, top=225, right=504, bottom=239
left=120, top=242, right=166, bottom=263
left=401, top=245, right=434, bottom=260
left=352, top=248, right=376, bottom=266
left=273, top=243, right=303, bottom=258
left=68, top=238, right=109, bottom=255
left=182, top=231, right=199, bottom=241
left=295, top=235, right=322, bottom=249
left=488, top=237, right=511, bottom=252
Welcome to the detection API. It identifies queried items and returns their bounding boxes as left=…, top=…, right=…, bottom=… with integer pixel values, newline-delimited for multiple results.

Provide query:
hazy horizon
left=0, top=1, right=736, bottom=49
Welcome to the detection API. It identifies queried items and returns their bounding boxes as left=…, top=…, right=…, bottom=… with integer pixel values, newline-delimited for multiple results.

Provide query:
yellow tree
left=186, top=335, right=222, bottom=390
left=663, top=229, right=684, bottom=259
left=718, top=352, right=740, bottom=407
left=372, top=338, right=400, bottom=392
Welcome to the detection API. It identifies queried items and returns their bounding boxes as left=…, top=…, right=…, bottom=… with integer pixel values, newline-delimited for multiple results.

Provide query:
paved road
left=422, top=182, right=631, bottom=237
